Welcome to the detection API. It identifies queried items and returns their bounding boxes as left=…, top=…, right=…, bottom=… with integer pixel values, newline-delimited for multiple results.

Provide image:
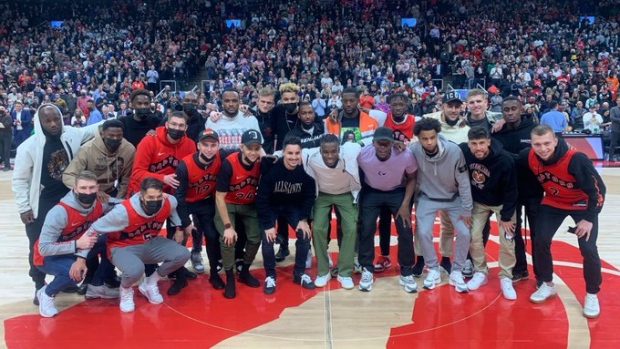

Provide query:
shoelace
left=266, top=277, right=276, bottom=288
left=301, top=274, right=312, bottom=284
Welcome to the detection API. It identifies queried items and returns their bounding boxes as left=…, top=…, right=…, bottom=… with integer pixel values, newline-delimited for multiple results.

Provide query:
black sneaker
left=105, top=274, right=121, bottom=288
left=440, top=257, right=452, bottom=274
left=167, top=275, right=188, bottom=296
left=61, top=285, right=79, bottom=293
left=275, top=246, right=290, bottom=262
left=412, top=256, right=425, bottom=277
left=293, top=274, right=315, bottom=289
left=182, top=267, right=198, bottom=280
left=512, top=270, right=530, bottom=283
left=224, top=270, right=236, bottom=299
left=235, top=259, right=244, bottom=273
left=209, top=274, right=225, bottom=290
left=238, top=265, right=260, bottom=288
left=264, top=276, right=276, bottom=295
left=77, top=283, right=88, bottom=295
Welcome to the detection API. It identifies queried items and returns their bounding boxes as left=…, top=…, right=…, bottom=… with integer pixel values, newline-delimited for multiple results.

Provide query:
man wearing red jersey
left=85, top=177, right=191, bottom=313
left=175, top=129, right=231, bottom=290
left=127, top=110, right=197, bottom=295
left=35, top=171, right=119, bottom=317
left=214, top=129, right=264, bottom=299
left=523, top=125, right=605, bottom=319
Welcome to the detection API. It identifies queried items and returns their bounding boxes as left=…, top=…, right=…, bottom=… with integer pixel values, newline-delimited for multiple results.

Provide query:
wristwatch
left=224, top=223, right=232, bottom=229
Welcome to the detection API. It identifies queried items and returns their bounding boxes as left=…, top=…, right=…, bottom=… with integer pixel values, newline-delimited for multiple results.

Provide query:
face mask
left=143, top=199, right=163, bottom=215
left=134, top=108, right=150, bottom=119
left=200, top=152, right=214, bottom=163
left=283, top=103, right=297, bottom=113
left=104, top=138, right=122, bottom=152
left=182, top=103, right=196, bottom=114
left=167, top=128, right=185, bottom=140
left=77, top=192, right=97, bottom=205
left=445, top=116, right=459, bottom=126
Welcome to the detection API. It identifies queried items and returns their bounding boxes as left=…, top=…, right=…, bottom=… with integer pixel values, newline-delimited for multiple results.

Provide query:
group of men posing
left=12, top=84, right=605, bottom=321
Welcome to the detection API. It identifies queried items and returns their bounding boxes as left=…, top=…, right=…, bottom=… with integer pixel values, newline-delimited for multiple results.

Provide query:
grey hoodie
left=410, top=134, right=473, bottom=217
left=38, top=190, right=120, bottom=258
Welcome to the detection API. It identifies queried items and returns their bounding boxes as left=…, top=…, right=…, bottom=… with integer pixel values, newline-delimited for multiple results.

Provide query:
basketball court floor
left=1, top=166, right=619, bottom=349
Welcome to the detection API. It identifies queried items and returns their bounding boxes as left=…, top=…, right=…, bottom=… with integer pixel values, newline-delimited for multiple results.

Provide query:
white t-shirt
left=205, top=111, right=262, bottom=150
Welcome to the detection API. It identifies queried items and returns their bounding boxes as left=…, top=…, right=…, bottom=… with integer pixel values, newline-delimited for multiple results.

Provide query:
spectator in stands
left=11, top=100, right=32, bottom=147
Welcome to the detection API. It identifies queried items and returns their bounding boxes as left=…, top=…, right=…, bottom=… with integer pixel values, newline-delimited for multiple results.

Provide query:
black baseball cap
left=442, top=91, right=463, bottom=104
left=241, top=129, right=263, bottom=146
left=373, top=127, right=394, bottom=142
left=197, top=128, right=219, bottom=142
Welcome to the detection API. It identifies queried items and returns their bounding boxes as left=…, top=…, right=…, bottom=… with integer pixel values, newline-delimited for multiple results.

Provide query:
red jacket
left=127, top=126, right=195, bottom=196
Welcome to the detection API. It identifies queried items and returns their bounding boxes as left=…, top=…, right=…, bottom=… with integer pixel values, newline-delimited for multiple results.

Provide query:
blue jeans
left=260, top=205, right=310, bottom=279
left=37, top=236, right=113, bottom=296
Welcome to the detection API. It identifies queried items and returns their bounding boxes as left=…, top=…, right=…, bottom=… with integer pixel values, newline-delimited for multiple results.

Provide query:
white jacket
left=12, top=104, right=101, bottom=218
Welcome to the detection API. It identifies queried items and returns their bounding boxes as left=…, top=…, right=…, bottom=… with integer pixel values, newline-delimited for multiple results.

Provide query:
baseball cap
left=442, top=91, right=463, bottom=104
left=197, top=128, right=219, bottom=143
left=241, top=129, right=263, bottom=146
left=373, top=127, right=394, bottom=142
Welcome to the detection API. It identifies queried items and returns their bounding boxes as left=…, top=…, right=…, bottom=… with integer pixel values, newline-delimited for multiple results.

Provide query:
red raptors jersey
left=33, top=201, right=103, bottom=266
left=106, top=195, right=172, bottom=250
left=528, top=147, right=589, bottom=210
left=224, top=153, right=260, bottom=205
left=182, top=153, right=221, bottom=203
left=384, top=113, right=415, bottom=142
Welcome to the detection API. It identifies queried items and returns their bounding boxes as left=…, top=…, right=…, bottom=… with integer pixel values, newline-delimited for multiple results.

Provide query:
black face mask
left=134, top=108, right=151, bottom=119
left=143, top=199, right=163, bottom=215
left=167, top=128, right=185, bottom=140
left=104, top=138, right=122, bottom=152
left=283, top=103, right=297, bottom=113
left=77, top=192, right=97, bottom=205
left=182, top=103, right=196, bottom=114
left=199, top=152, right=214, bottom=163
left=445, top=116, right=460, bottom=127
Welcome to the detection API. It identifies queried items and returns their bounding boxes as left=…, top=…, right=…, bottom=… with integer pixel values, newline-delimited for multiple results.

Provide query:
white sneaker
left=529, top=283, right=556, bottom=303
left=449, top=271, right=468, bottom=293
left=138, top=281, right=163, bottom=304
left=462, top=259, right=474, bottom=278
left=328, top=252, right=334, bottom=268
left=466, top=272, right=488, bottom=291
left=315, top=273, right=332, bottom=288
left=305, top=249, right=313, bottom=269
left=583, top=293, right=600, bottom=318
left=337, top=275, right=354, bottom=290
left=399, top=275, right=418, bottom=293
left=423, top=268, right=441, bottom=290
left=353, top=256, right=362, bottom=274
left=119, top=287, right=135, bottom=313
left=37, top=285, right=58, bottom=318
left=500, top=277, right=517, bottom=300
left=85, top=284, right=120, bottom=299
left=358, top=268, right=373, bottom=292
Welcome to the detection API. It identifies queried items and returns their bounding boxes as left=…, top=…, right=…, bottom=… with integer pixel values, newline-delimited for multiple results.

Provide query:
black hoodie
left=285, top=121, right=324, bottom=149
left=459, top=140, right=518, bottom=222
left=492, top=116, right=544, bottom=200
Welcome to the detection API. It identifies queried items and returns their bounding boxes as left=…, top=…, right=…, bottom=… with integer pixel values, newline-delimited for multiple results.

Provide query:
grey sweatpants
left=110, top=236, right=190, bottom=288
left=415, top=195, right=471, bottom=272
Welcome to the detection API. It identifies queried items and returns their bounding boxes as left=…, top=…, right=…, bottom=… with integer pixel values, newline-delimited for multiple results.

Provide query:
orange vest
left=324, top=111, right=379, bottom=141
left=106, top=196, right=172, bottom=250
left=182, top=153, right=221, bottom=203
left=224, top=153, right=260, bottom=205
left=33, top=201, right=103, bottom=266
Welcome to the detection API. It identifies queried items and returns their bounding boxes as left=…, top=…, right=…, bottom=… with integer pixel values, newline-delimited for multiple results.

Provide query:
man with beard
left=62, top=119, right=136, bottom=294
left=492, top=96, right=543, bottom=283
left=206, top=89, right=262, bottom=151
left=119, top=89, right=161, bottom=148
left=410, top=117, right=472, bottom=293
left=127, top=111, right=196, bottom=295
left=12, top=104, right=102, bottom=304
left=285, top=102, right=324, bottom=148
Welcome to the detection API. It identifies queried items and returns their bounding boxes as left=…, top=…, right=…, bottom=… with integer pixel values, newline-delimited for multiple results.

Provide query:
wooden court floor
left=1, top=168, right=620, bottom=349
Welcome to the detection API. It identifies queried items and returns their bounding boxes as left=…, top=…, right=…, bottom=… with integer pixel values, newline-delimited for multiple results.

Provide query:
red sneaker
left=373, top=256, right=392, bottom=273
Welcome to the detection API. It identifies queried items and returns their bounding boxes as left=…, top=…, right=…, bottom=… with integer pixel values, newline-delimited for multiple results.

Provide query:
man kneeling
left=85, top=177, right=190, bottom=312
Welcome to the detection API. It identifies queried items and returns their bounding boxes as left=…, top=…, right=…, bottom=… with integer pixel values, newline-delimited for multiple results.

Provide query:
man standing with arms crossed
left=524, top=125, right=605, bottom=319
left=411, top=117, right=472, bottom=293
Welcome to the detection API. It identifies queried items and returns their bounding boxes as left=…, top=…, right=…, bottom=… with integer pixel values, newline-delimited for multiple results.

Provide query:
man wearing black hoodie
left=492, top=96, right=544, bottom=283
left=285, top=102, right=324, bottom=149
left=459, top=127, right=518, bottom=300
left=523, top=125, right=605, bottom=319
